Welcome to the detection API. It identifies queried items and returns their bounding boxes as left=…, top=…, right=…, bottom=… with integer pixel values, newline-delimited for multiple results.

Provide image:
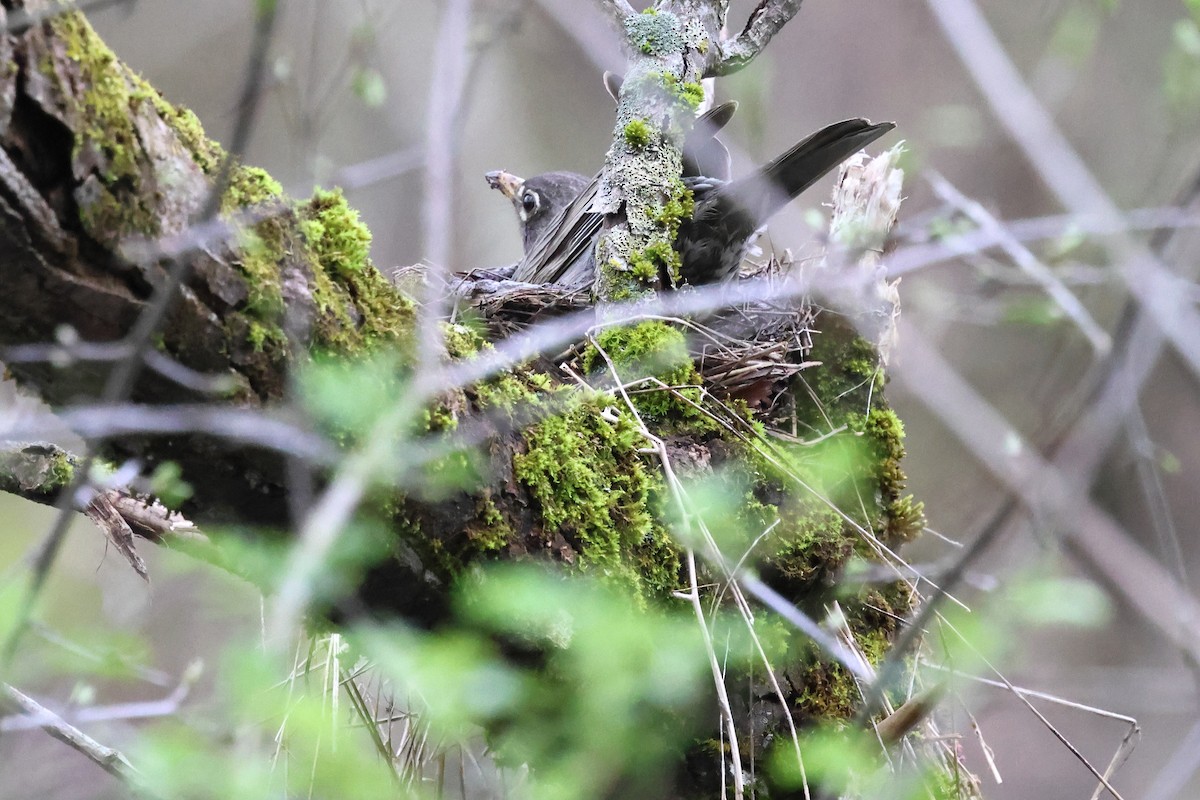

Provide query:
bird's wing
left=683, top=101, right=736, bottom=181
left=512, top=176, right=602, bottom=286
left=511, top=102, right=742, bottom=287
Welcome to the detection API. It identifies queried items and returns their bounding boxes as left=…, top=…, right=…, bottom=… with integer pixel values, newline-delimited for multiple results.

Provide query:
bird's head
left=485, top=169, right=591, bottom=251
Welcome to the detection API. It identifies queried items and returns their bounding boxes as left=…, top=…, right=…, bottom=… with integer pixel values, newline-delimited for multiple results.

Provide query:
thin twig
left=926, top=0, right=1200, bottom=697
left=933, top=617, right=1130, bottom=800
left=892, top=322, right=1200, bottom=667
left=587, top=340, right=747, bottom=798
left=422, top=0, right=474, bottom=274
left=887, top=206, right=1200, bottom=278
left=1, top=668, right=196, bottom=732
left=926, top=0, right=1200, bottom=384
left=1, top=684, right=138, bottom=782
left=926, top=171, right=1111, bottom=355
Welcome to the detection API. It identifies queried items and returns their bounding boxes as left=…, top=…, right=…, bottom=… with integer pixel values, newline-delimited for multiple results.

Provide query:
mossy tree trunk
left=0, top=6, right=938, bottom=796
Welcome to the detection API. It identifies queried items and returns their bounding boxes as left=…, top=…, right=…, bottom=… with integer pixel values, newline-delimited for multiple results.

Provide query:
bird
left=487, top=115, right=894, bottom=291
left=485, top=100, right=738, bottom=290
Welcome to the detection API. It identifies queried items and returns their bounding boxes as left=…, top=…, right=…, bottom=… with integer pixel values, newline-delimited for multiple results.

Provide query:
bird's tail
left=721, top=118, right=896, bottom=226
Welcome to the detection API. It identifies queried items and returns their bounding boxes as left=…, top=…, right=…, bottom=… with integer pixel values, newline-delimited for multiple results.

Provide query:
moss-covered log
left=0, top=7, right=938, bottom=795
left=0, top=9, right=413, bottom=523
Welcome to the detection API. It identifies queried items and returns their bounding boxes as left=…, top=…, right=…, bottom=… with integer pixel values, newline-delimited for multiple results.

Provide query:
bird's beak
left=485, top=169, right=525, bottom=201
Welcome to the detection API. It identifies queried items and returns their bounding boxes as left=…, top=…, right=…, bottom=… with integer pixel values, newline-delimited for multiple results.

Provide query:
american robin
left=487, top=111, right=893, bottom=290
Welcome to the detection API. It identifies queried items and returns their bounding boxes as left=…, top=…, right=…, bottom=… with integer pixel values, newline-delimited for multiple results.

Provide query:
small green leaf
left=351, top=68, right=387, bottom=108
left=1010, top=575, right=1112, bottom=628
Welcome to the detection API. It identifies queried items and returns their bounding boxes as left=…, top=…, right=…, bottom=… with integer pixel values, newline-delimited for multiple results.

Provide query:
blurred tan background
left=3, top=0, right=1200, bottom=797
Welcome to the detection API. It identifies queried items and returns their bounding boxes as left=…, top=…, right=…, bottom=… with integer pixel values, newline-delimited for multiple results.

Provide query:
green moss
left=793, top=322, right=924, bottom=548
left=467, top=494, right=514, bottom=553
left=854, top=408, right=925, bottom=544
left=623, top=118, right=653, bottom=149
left=423, top=400, right=460, bottom=433
left=605, top=179, right=694, bottom=294
left=246, top=318, right=286, bottom=353
left=50, top=13, right=160, bottom=239
left=157, top=103, right=225, bottom=174
left=46, top=452, right=75, bottom=490
left=474, top=372, right=540, bottom=412
left=680, top=82, right=704, bottom=110
left=515, top=399, right=679, bottom=599
left=298, top=189, right=415, bottom=352
left=657, top=72, right=704, bottom=112
left=581, top=321, right=712, bottom=425
left=443, top=323, right=488, bottom=359
left=237, top=228, right=285, bottom=317
left=43, top=17, right=413, bottom=360
left=771, top=506, right=855, bottom=584
left=789, top=597, right=899, bottom=721
left=455, top=358, right=682, bottom=600
left=0, top=445, right=77, bottom=503
left=222, top=165, right=283, bottom=213
left=628, top=241, right=678, bottom=284
left=656, top=182, right=695, bottom=228
left=301, top=188, right=372, bottom=276
left=653, top=181, right=694, bottom=286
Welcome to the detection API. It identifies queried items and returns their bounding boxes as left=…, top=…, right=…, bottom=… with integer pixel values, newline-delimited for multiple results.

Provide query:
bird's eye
left=521, top=192, right=538, bottom=213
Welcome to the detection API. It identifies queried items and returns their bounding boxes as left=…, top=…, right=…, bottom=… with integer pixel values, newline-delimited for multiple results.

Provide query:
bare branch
left=887, top=206, right=1200, bottom=277
left=926, top=0, right=1200, bottom=383
left=422, top=0, right=473, bottom=274
left=1, top=672, right=195, bottom=732
left=595, top=0, right=636, bottom=32
left=712, top=0, right=804, bottom=76
left=1, top=684, right=137, bottom=782
left=926, top=171, right=1112, bottom=356
left=893, top=323, right=1200, bottom=668
left=0, top=442, right=77, bottom=505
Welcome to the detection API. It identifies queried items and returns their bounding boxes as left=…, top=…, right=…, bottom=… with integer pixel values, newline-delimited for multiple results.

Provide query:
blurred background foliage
left=2, top=0, right=1200, bottom=797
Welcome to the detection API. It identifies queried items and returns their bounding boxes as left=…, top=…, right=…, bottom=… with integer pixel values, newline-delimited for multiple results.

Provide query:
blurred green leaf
left=352, top=67, right=387, bottom=108
left=41, top=628, right=154, bottom=680
left=297, top=352, right=408, bottom=440
left=667, top=472, right=747, bottom=551
left=1046, top=224, right=1087, bottom=260
left=1008, top=574, right=1112, bottom=629
left=148, top=460, right=193, bottom=508
left=450, top=566, right=711, bottom=798
left=770, top=725, right=877, bottom=794
left=135, top=722, right=276, bottom=800
left=927, top=214, right=975, bottom=241
left=1002, top=295, right=1064, bottom=327
left=356, top=623, right=523, bottom=738
left=1164, top=18, right=1200, bottom=117
left=1048, top=4, right=1104, bottom=64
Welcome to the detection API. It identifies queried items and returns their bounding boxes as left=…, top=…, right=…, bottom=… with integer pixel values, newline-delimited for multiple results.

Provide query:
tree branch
left=711, top=0, right=803, bottom=76
left=2, top=683, right=137, bottom=782
left=595, top=0, right=637, bottom=32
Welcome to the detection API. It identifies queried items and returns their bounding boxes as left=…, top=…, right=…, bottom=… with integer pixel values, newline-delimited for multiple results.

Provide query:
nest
left=449, top=259, right=817, bottom=420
